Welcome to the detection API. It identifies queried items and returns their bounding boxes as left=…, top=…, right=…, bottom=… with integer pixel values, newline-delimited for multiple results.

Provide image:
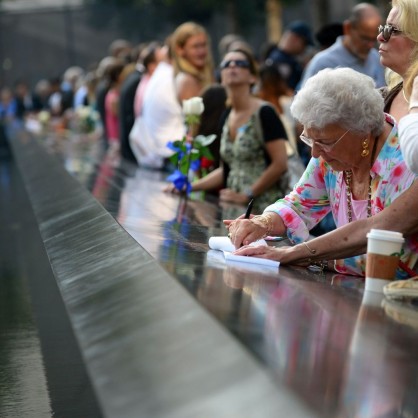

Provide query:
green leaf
left=171, top=139, right=183, bottom=147
left=190, top=151, right=200, bottom=161
left=200, top=147, right=214, bottom=160
left=179, top=158, right=190, bottom=174
left=168, top=153, right=179, bottom=165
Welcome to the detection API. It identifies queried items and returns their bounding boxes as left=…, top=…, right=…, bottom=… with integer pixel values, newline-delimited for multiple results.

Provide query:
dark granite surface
left=6, top=125, right=418, bottom=418
left=0, top=130, right=101, bottom=418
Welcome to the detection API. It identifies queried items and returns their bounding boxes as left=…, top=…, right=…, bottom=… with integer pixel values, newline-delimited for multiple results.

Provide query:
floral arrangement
left=38, top=110, right=51, bottom=127
left=166, top=97, right=216, bottom=194
left=73, top=106, right=100, bottom=134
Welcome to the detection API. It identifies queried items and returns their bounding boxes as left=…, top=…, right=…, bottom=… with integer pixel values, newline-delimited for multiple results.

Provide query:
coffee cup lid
left=366, top=228, right=404, bottom=243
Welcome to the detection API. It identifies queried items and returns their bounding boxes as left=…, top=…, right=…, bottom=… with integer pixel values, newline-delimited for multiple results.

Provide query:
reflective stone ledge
left=10, top=128, right=315, bottom=417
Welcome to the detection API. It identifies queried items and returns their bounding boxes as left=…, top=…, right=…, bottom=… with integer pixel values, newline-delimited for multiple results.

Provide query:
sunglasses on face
left=378, top=24, right=403, bottom=42
left=219, top=59, right=250, bottom=70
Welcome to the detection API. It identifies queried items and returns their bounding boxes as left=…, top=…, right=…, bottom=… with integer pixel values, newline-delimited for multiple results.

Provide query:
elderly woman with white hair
left=226, top=67, right=418, bottom=277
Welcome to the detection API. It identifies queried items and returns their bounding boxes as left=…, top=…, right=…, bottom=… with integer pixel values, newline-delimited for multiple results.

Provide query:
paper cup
left=365, top=229, right=404, bottom=293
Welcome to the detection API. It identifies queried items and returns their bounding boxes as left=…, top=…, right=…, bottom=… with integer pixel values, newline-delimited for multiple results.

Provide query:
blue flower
left=190, top=159, right=201, bottom=171
left=167, top=141, right=181, bottom=153
left=166, top=170, right=192, bottom=193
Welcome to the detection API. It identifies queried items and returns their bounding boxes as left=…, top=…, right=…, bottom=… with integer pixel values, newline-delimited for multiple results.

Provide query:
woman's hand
left=224, top=216, right=266, bottom=248
left=163, top=183, right=182, bottom=194
left=234, top=244, right=311, bottom=267
left=219, top=188, right=249, bottom=205
left=233, top=244, right=280, bottom=259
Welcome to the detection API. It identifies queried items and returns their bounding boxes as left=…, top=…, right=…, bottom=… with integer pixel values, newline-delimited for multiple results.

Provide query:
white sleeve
left=399, top=113, right=418, bottom=174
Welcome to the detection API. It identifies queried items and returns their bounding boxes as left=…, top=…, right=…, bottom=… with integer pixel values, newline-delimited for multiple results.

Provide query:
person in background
left=196, top=84, right=228, bottom=173
left=96, top=40, right=131, bottom=148
left=118, top=44, right=146, bottom=164
left=216, top=33, right=249, bottom=83
left=14, top=79, right=36, bottom=119
left=299, top=3, right=385, bottom=89
left=61, top=66, right=84, bottom=113
left=218, top=34, right=245, bottom=59
left=95, top=56, right=118, bottom=147
left=84, top=71, right=99, bottom=108
left=129, top=41, right=185, bottom=169
left=108, top=39, right=132, bottom=61
left=399, top=61, right=418, bottom=174
left=171, top=21, right=214, bottom=102
left=73, top=69, right=99, bottom=109
left=379, top=0, right=418, bottom=123
left=226, top=68, right=417, bottom=278
left=133, top=42, right=162, bottom=119
left=104, top=60, right=125, bottom=151
left=315, top=22, right=344, bottom=50
left=265, top=20, right=314, bottom=91
left=166, top=48, right=289, bottom=213
left=32, top=79, right=51, bottom=111
left=257, top=63, right=297, bottom=153
left=0, top=87, right=17, bottom=121
left=47, top=77, right=64, bottom=116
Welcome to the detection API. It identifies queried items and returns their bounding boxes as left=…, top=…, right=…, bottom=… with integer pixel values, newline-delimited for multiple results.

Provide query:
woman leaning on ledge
left=227, top=0, right=418, bottom=278
left=225, top=67, right=418, bottom=278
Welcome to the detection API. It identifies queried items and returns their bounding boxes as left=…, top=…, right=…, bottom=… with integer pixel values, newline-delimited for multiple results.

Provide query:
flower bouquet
left=73, top=105, right=100, bottom=134
left=166, top=97, right=216, bottom=194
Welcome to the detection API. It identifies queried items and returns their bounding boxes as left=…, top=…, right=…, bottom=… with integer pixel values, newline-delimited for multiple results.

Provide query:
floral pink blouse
left=264, top=114, right=418, bottom=277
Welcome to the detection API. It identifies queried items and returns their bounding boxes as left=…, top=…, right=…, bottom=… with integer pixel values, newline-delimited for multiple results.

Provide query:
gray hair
left=291, top=67, right=385, bottom=136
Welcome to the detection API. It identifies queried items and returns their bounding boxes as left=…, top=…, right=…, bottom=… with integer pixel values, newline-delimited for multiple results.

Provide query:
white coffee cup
left=365, top=229, right=404, bottom=293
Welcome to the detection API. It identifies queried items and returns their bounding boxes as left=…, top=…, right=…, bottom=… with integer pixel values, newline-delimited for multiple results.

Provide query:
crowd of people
left=2, top=0, right=418, bottom=279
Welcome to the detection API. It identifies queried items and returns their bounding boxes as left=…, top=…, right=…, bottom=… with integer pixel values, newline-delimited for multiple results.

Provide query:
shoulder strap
left=254, top=102, right=297, bottom=157
left=252, top=102, right=275, bottom=147
left=252, top=104, right=265, bottom=147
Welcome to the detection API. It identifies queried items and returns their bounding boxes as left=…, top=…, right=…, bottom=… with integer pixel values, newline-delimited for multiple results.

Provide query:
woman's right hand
left=224, top=215, right=268, bottom=248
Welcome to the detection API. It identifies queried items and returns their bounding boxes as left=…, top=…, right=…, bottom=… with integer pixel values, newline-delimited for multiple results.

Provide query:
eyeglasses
left=300, top=129, right=350, bottom=153
left=378, top=24, right=403, bottom=42
left=219, top=59, right=250, bottom=70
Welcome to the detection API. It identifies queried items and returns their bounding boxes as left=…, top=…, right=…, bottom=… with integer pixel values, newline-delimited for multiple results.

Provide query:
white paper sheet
left=208, top=236, right=280, bottom=269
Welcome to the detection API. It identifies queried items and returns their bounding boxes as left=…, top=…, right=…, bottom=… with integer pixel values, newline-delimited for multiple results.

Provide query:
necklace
left=344, top=170, right=372, bottom=223
left=402, top=88, right=409, bottom=104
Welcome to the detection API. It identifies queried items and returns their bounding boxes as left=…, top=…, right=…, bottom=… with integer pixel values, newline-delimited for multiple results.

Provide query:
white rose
left=182, top=97, right=204, bottom=116
left=76, top=106, right=91, bottom=119
left=38, top=110, right=50, bottom=124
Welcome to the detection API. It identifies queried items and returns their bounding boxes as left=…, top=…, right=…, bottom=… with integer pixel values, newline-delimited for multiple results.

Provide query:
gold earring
left=361, top=138, right=369, bottom=157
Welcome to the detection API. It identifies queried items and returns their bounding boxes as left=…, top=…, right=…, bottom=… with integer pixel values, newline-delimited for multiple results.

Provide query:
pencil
left=244, top=198, right=255, bottom=219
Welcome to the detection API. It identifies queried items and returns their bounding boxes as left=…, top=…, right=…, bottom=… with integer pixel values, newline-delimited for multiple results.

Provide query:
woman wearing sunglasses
left=226, top=67, right=418, bottom=277
left=176, top=48, right=289, bottom=212
left=377, top=0, right=418, bottom=122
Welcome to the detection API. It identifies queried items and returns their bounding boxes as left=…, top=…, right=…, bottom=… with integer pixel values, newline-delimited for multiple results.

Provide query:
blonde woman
left=171, top=22, right=214, bottom=103
left=379, top=0, right=418, bottom=122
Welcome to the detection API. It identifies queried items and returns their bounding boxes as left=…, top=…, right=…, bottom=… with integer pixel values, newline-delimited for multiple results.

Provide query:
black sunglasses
left=219, top=59, right=250, bottom=70
left=378, top=24, right=403, bottom=42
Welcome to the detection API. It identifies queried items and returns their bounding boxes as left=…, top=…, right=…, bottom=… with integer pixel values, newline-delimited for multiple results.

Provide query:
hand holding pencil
left=224, top=198, right=276, bottom=248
